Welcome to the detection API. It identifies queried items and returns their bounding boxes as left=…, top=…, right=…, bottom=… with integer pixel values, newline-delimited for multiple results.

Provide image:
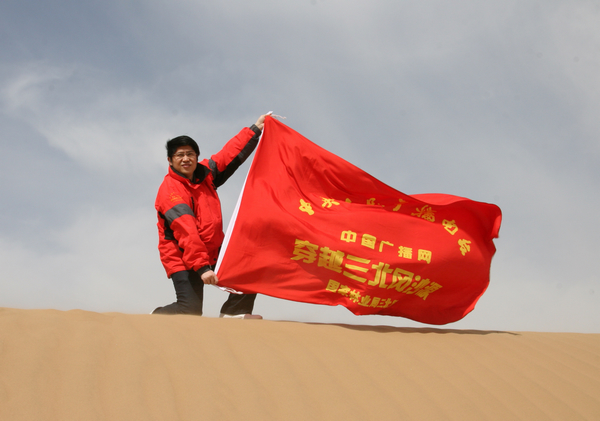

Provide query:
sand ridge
left=1, top=307, right=599, bottom=420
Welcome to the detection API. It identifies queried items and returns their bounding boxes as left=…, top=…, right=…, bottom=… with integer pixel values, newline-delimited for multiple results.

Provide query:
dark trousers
left=152, top=270, right=257, bottom=316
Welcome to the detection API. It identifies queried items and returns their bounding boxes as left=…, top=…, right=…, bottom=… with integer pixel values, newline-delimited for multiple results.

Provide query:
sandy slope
left=0, top=307, right=599, bottom=420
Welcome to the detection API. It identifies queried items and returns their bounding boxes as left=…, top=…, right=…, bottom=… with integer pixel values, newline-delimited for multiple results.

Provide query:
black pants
left=152, top=270, right=257, bottom=316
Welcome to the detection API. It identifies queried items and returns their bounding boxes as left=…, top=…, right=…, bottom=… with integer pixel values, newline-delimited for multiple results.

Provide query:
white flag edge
left=213, top=128, right=265, bottom=294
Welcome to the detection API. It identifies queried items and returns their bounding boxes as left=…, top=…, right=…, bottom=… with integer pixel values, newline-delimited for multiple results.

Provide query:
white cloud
left=0, top=204, right=166, bottom=312
left=0, top=61, right=244, bottom=177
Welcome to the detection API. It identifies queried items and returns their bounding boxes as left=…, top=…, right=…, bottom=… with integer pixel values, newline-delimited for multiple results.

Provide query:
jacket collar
left=168, top=164, right=209, bottom=185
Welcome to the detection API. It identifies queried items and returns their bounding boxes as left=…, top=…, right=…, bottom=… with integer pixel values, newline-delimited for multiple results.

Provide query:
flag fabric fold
left=217, top=117, right=501, bottom=324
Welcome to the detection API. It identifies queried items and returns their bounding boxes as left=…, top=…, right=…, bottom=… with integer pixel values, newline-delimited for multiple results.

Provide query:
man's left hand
left=255, top=114, right=268, bottom=131
left=201, top=270, right=219, bottom=285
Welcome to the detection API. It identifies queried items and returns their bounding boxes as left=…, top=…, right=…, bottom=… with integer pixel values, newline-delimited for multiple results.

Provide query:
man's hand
left=255, top=114, right=268, bottom=131
left=201, top=270, right=219, bottom=285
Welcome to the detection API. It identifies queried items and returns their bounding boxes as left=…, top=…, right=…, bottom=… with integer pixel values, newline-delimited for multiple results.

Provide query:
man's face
left=168, top=146, right=198, bottom=180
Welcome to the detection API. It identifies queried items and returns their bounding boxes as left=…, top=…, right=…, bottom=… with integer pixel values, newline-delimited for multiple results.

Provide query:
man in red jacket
left=152, top=114, right=267, bottom=318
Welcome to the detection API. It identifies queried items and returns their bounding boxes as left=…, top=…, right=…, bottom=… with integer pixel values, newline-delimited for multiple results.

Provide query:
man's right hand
left=201, top=270, right=219, bottom=285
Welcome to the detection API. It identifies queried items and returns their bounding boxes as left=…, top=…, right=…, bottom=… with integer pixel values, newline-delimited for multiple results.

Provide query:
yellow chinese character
left=359, top=295, right=372, bottom=307
left=387, top=268, right=415, bottom=292
left=325, top=279, right=340, bottom=293
left=345, top=198, right=352, bottom=203
left=318, top=247, right=344, bottom=273
left=370, top=262, right=393, bottom=288
left=442, top=219, right=458, bottom=235
left=398, top=246, right=413, bottom=259
left=343, top=255, right=370, bottom=283
left=348, top=289, right=361, bottom=303
left=290, top=239, right=318, bottom=263
left=361, top=233, right=376, bottom=249
left=415, top=282, right=442, bottom=300
left=417, top=249, right=432, bottom=264
left=321, top=198, right=340, bottom=208
left=402, top=276, right=430, bottom=295
left=458, top=239, right=471, bottom=256
left=340, top=230, right=357, bottom=243
left=366, top=198, right=377, bottom=206
left=169, top=192, right=184, bottom=203
left=379, top=241, right=394, bottom=252
left=392, top=199, right=407, bottom=211
left=411, top=205, right=436, bottom=222
left=379, top=298, right=398, bottom=308
left=299, top=199, right=314, bottom=215
left=370, top=297, right=381, bottom=307
left=338, top=285, right=351, bottom=296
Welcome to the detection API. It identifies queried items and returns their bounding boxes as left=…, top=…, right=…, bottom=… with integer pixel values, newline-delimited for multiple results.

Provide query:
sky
left=1, top=0, right=598, bottom=333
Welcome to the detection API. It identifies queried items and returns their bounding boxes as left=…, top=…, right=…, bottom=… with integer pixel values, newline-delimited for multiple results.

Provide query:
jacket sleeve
left=207, top=125, right=261, bottom=188
left=156, top=187, right=212, bottom=276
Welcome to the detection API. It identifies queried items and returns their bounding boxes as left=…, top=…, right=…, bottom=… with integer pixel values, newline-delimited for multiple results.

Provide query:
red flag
left=217, top=117, right=501, bottom=324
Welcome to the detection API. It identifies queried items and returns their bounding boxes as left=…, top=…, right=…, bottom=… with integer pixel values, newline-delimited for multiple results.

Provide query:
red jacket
left=155, top=126, right=260, bottom=277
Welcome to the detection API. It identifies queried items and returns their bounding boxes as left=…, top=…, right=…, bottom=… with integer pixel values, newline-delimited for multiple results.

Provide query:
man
left=152, top=114, right=267, bottom=318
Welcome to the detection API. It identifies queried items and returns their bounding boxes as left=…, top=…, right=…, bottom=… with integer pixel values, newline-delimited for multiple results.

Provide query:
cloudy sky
left=1, top=0, right=598, bottom=333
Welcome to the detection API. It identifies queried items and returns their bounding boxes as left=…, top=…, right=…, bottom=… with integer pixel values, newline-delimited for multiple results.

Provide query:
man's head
left=166, top=135, right=200, bottom=158
left=166, top=136, right=200, bottom=180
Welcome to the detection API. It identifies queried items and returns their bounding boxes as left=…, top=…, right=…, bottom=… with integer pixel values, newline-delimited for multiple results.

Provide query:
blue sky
left=1, top=0, right=598, bottom=332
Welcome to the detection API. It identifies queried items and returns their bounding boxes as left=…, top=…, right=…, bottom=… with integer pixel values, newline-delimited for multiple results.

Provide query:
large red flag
left=216, top=116, right=502, bottom=324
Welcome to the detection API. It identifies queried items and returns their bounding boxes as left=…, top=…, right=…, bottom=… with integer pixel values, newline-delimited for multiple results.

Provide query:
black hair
left=165, top=135, right=200, bottom=158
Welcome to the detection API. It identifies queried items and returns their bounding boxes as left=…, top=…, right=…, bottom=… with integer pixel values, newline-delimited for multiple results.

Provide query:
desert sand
left=1, top=307, right=599, bottom=420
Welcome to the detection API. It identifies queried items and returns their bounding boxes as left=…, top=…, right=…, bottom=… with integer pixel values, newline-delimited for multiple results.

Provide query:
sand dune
left=1, top=307, right=599, bottom=420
